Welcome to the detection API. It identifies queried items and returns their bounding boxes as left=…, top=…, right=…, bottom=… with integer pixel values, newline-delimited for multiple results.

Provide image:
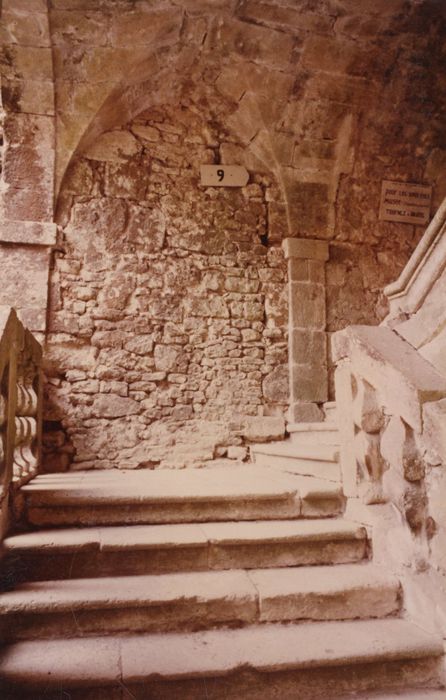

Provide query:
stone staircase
left=0, top=422, right=444, bottom=699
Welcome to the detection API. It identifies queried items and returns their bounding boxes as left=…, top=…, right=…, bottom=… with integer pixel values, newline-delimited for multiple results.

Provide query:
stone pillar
left=0, top=0, right=56, bottom=337
left=282, top=238, right=329, bottom=422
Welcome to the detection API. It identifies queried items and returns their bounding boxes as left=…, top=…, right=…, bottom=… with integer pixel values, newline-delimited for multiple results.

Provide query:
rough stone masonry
left=0, top=0, right=445, bottom=470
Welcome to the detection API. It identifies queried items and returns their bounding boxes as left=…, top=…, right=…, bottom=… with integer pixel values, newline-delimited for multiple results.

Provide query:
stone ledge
left=282, top=237, right=329, bottom=261
left=0, top=221, right=57, bottom=247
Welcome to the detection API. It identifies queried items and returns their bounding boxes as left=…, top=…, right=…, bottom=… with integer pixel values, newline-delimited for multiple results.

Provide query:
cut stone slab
left=0, top=636, right=121, bottom=690
left=0, top=620, right=442, bottom=697
left=0, top=570, right=258, bottom=640
left=0, top=563, right=400, bottom=640
left=252, top=442, right=341, bottom=481
left=287, top=421, right=340, bottom=445
left=21, top=466, right=345, bottom=526
left=3, top=519, right=368, bottom=580
left=248, top=563, right=400, bottom=622
left=202, top=518, right=367, bottom=570
left=120, top=619, right=443, bottom=679
left=252, top=442, right=339, bottom=462
left=22, top=466, right=304, bottom=525
left=338, top=691, right=446, bottom=699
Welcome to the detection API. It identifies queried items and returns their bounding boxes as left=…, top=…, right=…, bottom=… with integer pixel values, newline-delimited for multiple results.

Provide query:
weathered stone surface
left=289, top=401, right=325, bottom=423
left=240, top=416, right=285, bottom=443
left=92, top=395, right=140, bottom=419
left=262, top=365, right=289, bottom=404
left=0, top=221, right=57, bottom=246
left=291, top=330, right=326, bottom=365
left=283, top=238, right=329, bottom=262
left=292, top=364, right=328, bottom=403
left=290, top=283, right=326, bottom=330
left=84, top=131, right=141, bottom=162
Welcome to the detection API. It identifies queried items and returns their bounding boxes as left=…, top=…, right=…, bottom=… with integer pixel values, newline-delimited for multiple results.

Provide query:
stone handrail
left=332, top=325, right=446, bottom=520
left=384, top=196, right=446, bottom=317
left=0, top=308, right=42, bottom=541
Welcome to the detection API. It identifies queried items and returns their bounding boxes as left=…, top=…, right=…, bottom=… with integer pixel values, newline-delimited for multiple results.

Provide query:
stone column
left=282, top=238, right=329, bottom=422
left=0, top=0, right=56, bottom=337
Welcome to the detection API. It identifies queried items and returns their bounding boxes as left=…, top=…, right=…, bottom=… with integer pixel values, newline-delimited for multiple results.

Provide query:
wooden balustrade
left=0, top=308, right=42, bottom=541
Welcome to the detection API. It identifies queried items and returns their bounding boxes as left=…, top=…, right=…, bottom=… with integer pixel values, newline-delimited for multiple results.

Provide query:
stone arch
left=46, top=53, right=294, bottom=471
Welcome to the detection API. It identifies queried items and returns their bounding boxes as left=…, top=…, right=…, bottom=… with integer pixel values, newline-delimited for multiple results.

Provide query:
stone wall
left=2, top=0, right=446, bottom=467
left=45, top=105, right=288, bottom=470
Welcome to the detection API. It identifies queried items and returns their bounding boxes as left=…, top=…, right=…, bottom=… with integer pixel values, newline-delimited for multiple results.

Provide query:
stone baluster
left=0, top=310, right=42, bottom=541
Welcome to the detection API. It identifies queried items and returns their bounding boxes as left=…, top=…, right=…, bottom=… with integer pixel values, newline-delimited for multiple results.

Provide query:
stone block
left=302, top=35, right=370, bottom=75
left=292, top=364, right=328, bottom=403
left=105, top=159, right=150, bottom=200
left=225, top=278, right=260, bottom=294
left=92, top=395, right=140, bottom=419
left=262, top=364, right=289, bottom=404
left=216, top=18, right=294, bottom=68
left=0, top=221, right=57, bottom=246
left=237, top=1, right=333, bottom=34
left=50, top=9, right=109, bottom=46
left=0, top=245, right=50, bottom=331
left=289, top=401, right=325, bottom=423
left=124, top=336, right=154, bottom=356
left=291, top=330, right=327, bottom=365
left=0, top=45, right=53, bottom=81
left=289, top=259, right=309, bottom=282
left=283, top=238, right=329, bottom=261
left=131, top=125, right=160, bottom=142
left=109, top=8, right=182, bottom=48
left=282, top=180, right=330, bottom=237
left=2, top=78, right=55, bottom=116
left=241, top=416, right=286, bottom=443
left=188, top=297, right=229, bottom=319
left=290, top=283, right=326, bottom=330
left=227, top=446, right=248, bottom=460
left=154, top=345, right=181, bottom=372
left=84, top=130, right=141, bottom=162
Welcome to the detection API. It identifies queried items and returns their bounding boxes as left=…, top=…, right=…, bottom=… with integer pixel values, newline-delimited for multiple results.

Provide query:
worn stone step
left=0, top=564, right=399, bottom=640
left=287, top=421, right=340, bottom=445
left=324, top=400, right=338, bottom=423
left=3, top=519, right=368, bottom=582
left=21, top=466, right=345, bottom=526
left=0, top=619, right=443, bottom=699
left=343, top=691, right=446, bottom=699
left=251, top=442, right=341, bottom=481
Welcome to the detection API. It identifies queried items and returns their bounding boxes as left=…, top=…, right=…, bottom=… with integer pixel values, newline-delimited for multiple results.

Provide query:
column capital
left=282, top=237, right=329, bottom=261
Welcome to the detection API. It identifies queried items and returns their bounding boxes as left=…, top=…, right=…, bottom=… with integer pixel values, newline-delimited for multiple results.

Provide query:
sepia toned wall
left=1, top=0, right=445, bottom=468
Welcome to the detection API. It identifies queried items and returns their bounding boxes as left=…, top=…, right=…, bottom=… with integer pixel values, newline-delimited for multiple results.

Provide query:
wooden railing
left=0, top=308, right=42, bottom=541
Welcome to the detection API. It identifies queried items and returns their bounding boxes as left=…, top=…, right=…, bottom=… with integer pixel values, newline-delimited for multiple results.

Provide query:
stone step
left=287, top=421, right=340, bottom=445
left=20, top=466, right=343, bottom=526
left=3, top=519, right=368, bottom=582
left=0, top=619, right=443, bottom=699
left=0, top=564, right=400, bottom=641
left=251, top=442, right=341, bottom=481
left=342, top=691, right=446, bottom=699
left=324, top=400, right=338, bottom=423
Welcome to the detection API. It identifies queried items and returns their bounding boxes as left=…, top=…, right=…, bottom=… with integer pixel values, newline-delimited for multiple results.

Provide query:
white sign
left=200, top=165, right=249, bottom=188
left=379, top=180, right=432, bottom=225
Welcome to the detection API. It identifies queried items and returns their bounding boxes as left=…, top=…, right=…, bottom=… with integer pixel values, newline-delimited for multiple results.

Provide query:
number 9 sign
left=200, top=165, right=249, bottom=188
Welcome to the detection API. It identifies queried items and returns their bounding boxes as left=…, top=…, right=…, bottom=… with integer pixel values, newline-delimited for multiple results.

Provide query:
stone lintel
left=282, top=237, right=329, bottom=261
left=0, top=220, right=57, bottom=247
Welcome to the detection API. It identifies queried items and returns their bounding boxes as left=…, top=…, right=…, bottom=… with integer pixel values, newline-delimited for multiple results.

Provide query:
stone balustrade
left=332, top=325, right=446, bottom=524
left=0, top=308, right=42, bottom=541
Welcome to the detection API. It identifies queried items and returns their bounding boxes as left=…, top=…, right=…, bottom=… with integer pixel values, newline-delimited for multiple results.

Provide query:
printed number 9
left=217, top=169, right=224, bottom=182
